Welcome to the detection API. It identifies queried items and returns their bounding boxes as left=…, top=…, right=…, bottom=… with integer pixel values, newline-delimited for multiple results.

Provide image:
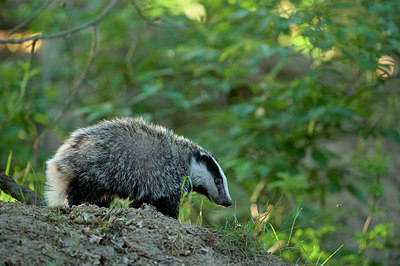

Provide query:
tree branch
left=0, top=0, right=118, bottom=44
left=8, top=0, right=55, bottom=36
left=0, top=173, right=45, bottom=206
left=128, top=0, right=184, bottom=28
left=129, top=0, right=156, bottom=26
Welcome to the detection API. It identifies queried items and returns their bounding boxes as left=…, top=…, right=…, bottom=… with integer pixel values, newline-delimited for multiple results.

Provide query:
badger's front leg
left=151, top=194, right=181, bottom=219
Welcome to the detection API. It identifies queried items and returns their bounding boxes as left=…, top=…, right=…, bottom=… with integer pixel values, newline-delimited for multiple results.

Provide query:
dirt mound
left=0, top=201, right=288, bottom=265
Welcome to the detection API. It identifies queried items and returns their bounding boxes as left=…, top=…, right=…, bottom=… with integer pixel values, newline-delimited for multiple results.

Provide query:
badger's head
left=189, top=150, right=232, bottom=207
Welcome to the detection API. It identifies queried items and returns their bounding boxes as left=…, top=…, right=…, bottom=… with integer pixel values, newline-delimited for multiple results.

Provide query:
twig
left=128, top=0, right=183, bottom=28
left=129, top=0, right=156, bottom=26
left=33, top=24, right=99, bottom=155
left=359, top=176, right=380, bottom=254
left=362, top=203, right=376, bottom=234
left=102, top=201, right=117, bottom=221
left=8, top=0, right=55, bottom=36
left=0, top=0, right=118, bottom=44
left=0, top=173, right=46, bottom=206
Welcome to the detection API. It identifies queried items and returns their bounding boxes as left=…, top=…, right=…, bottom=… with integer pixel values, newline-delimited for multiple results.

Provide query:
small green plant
left=212, top=202, right=301, bottom=261
left=211, top=201, right=347, bottom=265
left=178, top=176, right=193, bottom=223
left=110, top=198, right=131, bottom=209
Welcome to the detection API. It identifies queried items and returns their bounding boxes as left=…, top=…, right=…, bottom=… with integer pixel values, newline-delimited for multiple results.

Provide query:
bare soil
left=0, top=201, right=289, bottom=265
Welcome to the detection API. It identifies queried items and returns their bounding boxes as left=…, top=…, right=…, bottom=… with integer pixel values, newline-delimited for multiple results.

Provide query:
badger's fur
left=45, top=117, right=232, bottom=218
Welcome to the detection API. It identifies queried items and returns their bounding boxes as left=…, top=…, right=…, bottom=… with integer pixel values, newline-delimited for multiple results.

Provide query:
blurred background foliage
left=1, top=0, right=399, bottom=264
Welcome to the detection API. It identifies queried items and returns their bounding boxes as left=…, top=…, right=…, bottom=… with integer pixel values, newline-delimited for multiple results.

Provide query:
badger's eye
left=215, top=178, right=221, bottom=185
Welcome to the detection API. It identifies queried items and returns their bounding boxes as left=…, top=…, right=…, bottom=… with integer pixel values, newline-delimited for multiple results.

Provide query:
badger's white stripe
left=45, top=159, right=70, bottom=206
left=210, top=155, right=231, bottom=201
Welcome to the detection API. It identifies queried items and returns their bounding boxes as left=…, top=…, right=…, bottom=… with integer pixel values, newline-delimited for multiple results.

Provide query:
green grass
left=321, top=244, right=344, bottom=266
left=177, top=196, right=345, bottom=265
left=5, top=150, right=12, bottom=175
left=178, top=176, right=194, bottom=223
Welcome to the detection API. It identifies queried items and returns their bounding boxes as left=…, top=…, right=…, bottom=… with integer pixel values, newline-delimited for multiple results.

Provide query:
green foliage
left=293, top=225, right=337, bottom=263
left=357, top=222, right=394, bottom=251
left=1, top=0, right=400, bottom=264
left=268, top=172, right=309, bottom=201
left=178, top=176, right=193, bottom=222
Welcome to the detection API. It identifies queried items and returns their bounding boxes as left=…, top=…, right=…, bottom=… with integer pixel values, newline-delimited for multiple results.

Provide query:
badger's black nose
left=224, top=198, right=232, bottom=207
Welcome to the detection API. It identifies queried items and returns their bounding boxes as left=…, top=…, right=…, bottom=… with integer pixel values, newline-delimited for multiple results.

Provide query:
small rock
left=200, top=247, right=209, bottom=254
left=137, top=220, right=143, bottom=228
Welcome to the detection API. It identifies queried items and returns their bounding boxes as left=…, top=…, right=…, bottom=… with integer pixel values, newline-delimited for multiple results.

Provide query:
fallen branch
left=0, top=173, right=46, bottom=206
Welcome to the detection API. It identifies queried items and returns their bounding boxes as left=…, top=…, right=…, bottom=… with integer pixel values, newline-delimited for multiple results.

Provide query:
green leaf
left=255, top=165, right=270, bottom=177
left=257, top=44, right=275, bottom=57
left=346, top=185, right=367, bottom=204
left=307, top=106, right=327, bottom=119
left=234, top=160, right=253, bottom=182
left=352, top=52, right=376, bottom=70
left=389, top=39, right=400, bottom=52
left=231, top=103, right=256, bottom=117
left=219, top=41, right=245, bottom=61
left=387, top=129, right=400, bottom=143
left=71, top=102, right=114, bottom=123
left=28, top=67, right=41, bottom=79
left=229, top=9, right=250, bottom=20
left=312, top=147, right=329, bottom=166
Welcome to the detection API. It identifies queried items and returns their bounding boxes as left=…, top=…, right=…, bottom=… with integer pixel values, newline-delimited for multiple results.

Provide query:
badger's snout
left=221, top=198, right=232, bottom=207
left=212, top=195, right=232, bottom=207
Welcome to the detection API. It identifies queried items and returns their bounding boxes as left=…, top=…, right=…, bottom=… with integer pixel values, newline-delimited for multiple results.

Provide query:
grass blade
left=321, top=244, right=344, bottom=266
left=5, top=150, right=13, bottom=175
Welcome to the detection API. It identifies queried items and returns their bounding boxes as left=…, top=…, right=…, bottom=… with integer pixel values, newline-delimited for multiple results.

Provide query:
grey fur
left=45, top=117, right=232, bottom=218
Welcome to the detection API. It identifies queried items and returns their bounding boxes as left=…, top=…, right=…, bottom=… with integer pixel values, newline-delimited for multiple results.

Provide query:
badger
left=44, top=117, right=232, bottom=218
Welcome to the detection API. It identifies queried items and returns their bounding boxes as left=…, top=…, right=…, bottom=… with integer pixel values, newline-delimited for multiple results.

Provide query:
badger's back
left=45, top=117, right=198, bottom=207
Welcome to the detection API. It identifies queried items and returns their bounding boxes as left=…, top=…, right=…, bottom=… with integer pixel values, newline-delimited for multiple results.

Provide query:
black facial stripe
left=195, top=151, right=226, bottom=194
left=202, top=154, right=225, bottom=193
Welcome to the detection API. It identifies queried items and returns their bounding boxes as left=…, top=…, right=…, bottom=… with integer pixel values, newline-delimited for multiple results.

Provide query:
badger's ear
left=193, top=150, right=208, bottom=163
left=197, top=150, right=209, bottom=162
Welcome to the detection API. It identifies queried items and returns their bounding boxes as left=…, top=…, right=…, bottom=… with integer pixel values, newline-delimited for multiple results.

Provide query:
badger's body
left=45, top=117, right=232, bottom=218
